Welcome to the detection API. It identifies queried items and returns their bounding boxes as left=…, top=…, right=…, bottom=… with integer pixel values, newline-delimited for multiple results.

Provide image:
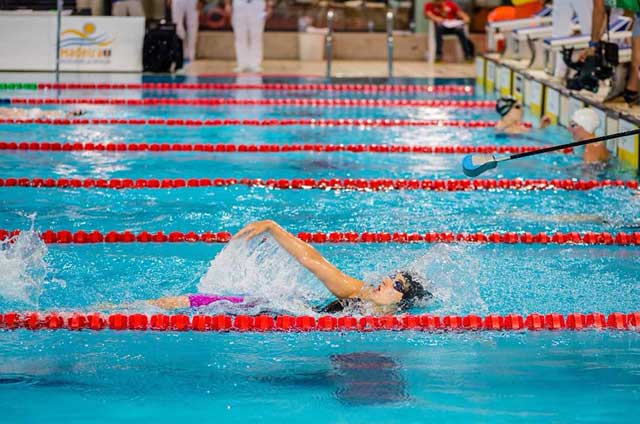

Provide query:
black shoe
left=623, top=88, right=639, bottom=104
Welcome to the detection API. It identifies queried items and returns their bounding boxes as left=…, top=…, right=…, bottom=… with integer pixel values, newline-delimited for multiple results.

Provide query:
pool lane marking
left=0, top=82, right=475, bottom=93
left=1, top=229, right=638, bottom=245
left=0, top=142, right=573, bottom=155
left=6, top=98, right=494, bottom=108
left=0, top=177, right=635, bottom=191
left=0, top=118, right=523, bottom=128
left=2, top=312, right=639, bottom=331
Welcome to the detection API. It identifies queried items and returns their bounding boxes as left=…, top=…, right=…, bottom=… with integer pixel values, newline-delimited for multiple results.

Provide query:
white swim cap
left=570, top=108, right=600, bottom=133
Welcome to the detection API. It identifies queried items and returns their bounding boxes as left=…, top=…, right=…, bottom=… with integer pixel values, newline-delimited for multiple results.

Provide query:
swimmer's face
left=368, top=273, right=405, bottom=306
left=568, top=120, right=590, bottom=140
left=503, top=101, right=523, bottom=122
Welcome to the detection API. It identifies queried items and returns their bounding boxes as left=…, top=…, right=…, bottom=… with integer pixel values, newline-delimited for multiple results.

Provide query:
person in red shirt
left=424, top=0, right=474, bottom=61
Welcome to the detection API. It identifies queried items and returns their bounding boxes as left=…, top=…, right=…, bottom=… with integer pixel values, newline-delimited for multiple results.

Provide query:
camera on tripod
left=562, top=41, right=618, bottom=92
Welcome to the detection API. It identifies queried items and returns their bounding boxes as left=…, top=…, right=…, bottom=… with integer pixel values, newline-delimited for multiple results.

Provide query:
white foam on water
left=361, top=244, right=487, bottom=315
left=198, top=237, right=487, bottom=316
left=0, top=223, right=52, bottom=306
left=197, top=235, right=326, bottom=315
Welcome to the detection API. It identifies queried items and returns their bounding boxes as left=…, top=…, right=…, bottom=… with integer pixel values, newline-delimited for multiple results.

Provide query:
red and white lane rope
left=0, top=177, right=635, bottom=191
left=0, top=142, right=572, bottom=155
left=0, top=118, right=519, bottom=128
left=8, top=98, right=494, bottom=108
left=2, top=312, right=639, bottom=332
left=35, top=82, right=474, bottom=93
left=1, top=229, right=639, bottom=245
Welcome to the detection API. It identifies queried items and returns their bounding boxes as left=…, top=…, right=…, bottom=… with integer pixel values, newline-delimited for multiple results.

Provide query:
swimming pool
left=0, top=75, right=639, bottom=423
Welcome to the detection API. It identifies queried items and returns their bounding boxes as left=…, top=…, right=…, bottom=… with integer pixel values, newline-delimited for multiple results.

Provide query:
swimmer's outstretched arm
left=235, top=220, right=365, bottom=299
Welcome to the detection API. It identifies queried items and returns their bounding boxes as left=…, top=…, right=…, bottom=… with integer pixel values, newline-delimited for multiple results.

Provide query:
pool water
left=0, top=75, right=639, bottom=423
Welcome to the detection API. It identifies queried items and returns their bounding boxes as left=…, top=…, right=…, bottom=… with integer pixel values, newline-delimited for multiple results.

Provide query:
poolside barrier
left=0, top=142, right=572, bottom=155
left=0, top=177, right=635, bottom=191
left=0, top=82, right=474, bottom=93
left=0, top=118, right=524, bottom=128
left=6, top=98, right=495, bottom=108
left=1, top=312, right=639, bottom=332
left=1, top=229, right=639, bottom=245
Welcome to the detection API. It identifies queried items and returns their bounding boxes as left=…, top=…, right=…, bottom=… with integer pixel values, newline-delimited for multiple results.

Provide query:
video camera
left=562, top=42, right=618, bottom=93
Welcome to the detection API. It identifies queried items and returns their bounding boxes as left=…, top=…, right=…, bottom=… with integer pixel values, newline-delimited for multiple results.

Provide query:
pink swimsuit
left=187, top=294, right=244, bottom=308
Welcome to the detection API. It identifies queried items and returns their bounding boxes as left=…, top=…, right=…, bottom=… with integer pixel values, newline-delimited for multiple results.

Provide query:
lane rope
left=0, top=82, right=474, bottom=93
left=0, top=118, right=520, bottom=128
left=6, top=98, right=494, bottom=108
left=0, top=177, right=635, bottom=191
left=2, top=312, right=639, bottom=332
left=1, top=229, right=639, bottom=245
left=0, top=142, right=574, bottom=155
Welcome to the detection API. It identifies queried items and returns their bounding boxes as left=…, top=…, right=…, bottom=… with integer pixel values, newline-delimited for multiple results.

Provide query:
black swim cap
left=397, top=271, right=432, bottom=311
left=496, top=97, right=517, bottom=117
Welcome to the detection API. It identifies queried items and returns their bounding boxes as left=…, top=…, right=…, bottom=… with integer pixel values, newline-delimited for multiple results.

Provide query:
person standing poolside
left=569, top=108, right=609, bottom=164
left=144, top=220, right=431, bottom=315
left=495, top=97, right=551, bottom=134
left=225, top=0, right=273, bottom=72
left=424, top=0, right=474, bottom=62
left=169, top=0, right=199, bottom=64
left=112, top=0, right=144, bottom=16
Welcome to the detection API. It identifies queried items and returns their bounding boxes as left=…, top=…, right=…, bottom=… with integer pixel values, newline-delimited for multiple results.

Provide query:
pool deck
left=186, top=60, right=477, bottom=78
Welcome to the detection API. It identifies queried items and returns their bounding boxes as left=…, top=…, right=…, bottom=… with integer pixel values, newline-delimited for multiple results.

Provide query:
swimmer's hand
left=233, top=220, right=275, bottom=240
left=539, top=115, right=552, bottom=129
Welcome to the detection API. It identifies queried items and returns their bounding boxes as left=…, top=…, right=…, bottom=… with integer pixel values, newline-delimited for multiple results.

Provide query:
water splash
left=197, top=235, right=325, bottom=315
left=381, top=244, right=488, bottom=315
left=0, top=224, right=51, bottom=306
left=197, top=238, right=487, bottom=316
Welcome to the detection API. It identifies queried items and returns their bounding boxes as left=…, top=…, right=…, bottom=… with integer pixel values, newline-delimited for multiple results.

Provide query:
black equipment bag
left=143, top=20, right=183, bottom=73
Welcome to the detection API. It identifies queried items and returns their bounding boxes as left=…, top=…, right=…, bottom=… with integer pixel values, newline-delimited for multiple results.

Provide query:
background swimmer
left=495, top=97, right=551, bottom=134
left=569, top=108, right=609, bottom=164
left=0, top=107, right=85, bottom=120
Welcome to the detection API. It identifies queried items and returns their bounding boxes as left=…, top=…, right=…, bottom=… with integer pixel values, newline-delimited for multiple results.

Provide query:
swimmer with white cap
left=569, top=108, right=609, bottom=164
left=0, top=107, right=85, bottom=120
left=494, top=97, right=551, bottom=134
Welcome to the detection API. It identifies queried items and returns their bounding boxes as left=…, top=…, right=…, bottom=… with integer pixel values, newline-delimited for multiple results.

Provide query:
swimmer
left=495, top=97, right=551, bottom=134
left=146, top=220, right=431, bottom=314
left=0, top=107, right=85, bottom=120
left=569, top=108, right=609, bottom=164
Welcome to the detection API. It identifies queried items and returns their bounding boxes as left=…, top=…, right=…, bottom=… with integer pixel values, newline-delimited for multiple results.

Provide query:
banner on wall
left=0, top=16, right=144, bottom=71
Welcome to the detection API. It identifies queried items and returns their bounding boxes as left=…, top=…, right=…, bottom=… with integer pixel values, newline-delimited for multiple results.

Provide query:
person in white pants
left=552, top=0, right=593, bottom=78
left=225, top=0, right=273, bottom=73
left=112, top=0, right=144, bottom=16
left=170, top=0, right=199, bottom=63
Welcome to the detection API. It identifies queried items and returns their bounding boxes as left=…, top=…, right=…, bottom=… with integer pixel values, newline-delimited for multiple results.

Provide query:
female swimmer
left=495, top=97, right=551, bottom=134
left=145, top=220, right=431, bottom=314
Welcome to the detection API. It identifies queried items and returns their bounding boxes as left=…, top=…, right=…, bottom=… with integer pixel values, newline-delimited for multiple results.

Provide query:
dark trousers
left=435, top=25, right=475, bottom=59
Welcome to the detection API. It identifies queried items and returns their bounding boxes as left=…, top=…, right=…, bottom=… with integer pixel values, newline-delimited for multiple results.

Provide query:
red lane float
left=9, top=98, right=494, bottom=108
left=0, top=141, right=573, bottom=155
left=3, top=312, right=640, bottom=332
left=0, top=177, right=635, bottom=191
left=0, top=118, right=520, bottom=128
left=35, top=82, right=474, bottom=93
left=1, top=229, right=639, bottom=246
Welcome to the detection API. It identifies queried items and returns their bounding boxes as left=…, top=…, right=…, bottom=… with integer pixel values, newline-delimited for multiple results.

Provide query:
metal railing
left=55, top=0, right=62, bottom=83
left=386, top=10, right=394, bottom=79
left=325, top=9, right=334, bottom=79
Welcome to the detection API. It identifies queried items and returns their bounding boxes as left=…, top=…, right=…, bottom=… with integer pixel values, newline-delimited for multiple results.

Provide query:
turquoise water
left=0, top=75, right=639, bottom=423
